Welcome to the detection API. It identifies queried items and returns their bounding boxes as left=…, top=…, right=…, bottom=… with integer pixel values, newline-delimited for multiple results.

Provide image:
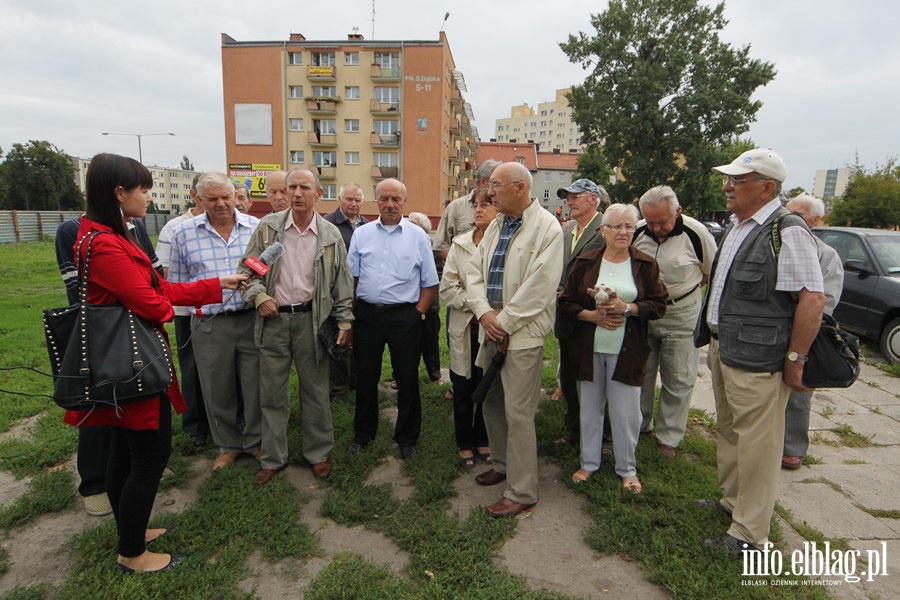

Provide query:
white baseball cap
left=712, top=148, right=787, bottom=183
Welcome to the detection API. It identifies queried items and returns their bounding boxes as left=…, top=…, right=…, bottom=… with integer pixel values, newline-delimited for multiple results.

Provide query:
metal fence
left=0, top=211, right=176, bottom=243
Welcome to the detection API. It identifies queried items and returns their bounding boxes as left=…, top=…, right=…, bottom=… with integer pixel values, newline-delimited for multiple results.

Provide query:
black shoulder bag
left=43, top=231, right=173, bottom=410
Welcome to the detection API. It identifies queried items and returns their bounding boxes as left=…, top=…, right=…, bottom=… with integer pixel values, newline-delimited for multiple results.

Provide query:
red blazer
left=63, top=218, right=222, bottom=430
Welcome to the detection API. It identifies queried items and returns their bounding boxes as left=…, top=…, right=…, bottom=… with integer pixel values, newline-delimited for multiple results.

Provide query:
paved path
left=691, top=350, right=899, bottom=599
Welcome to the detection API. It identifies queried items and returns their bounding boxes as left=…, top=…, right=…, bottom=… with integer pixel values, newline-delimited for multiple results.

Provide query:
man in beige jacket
left=466, top=162, right=563, bottom=517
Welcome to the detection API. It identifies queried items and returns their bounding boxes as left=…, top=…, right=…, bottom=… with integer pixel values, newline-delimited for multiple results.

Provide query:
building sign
left=309, top=66, right=334, bottom=77
left=417, top=118, right=428, bottom=132
left=228, top=163, right=282, bottom=198
left=405, top=74, right=440, bottom=93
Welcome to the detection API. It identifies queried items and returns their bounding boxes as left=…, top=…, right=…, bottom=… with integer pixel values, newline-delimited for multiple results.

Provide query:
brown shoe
left=658, top=444, right=676, bottom=459
left=475, top=469, right=506, bottom=486
left=212, top=451, right=239, bottom=471
left=311, top=461, right=332, bottom=479
left=781, top=455, right=804, bottom=470
left=486, top=496, right=535, bottom=518
left=251, top=447, right=262, bottom=462
left=254, top=468, right=282, bottom=485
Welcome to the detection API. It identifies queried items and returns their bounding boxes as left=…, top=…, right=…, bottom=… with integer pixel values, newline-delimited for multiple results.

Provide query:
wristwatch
left=623, top=304, right=632, bottom=318
left=786, top=351, right=808, bottom=362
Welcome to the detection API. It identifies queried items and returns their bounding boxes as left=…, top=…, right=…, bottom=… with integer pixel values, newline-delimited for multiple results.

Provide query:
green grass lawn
left=0, top=240, right=830, bottom=599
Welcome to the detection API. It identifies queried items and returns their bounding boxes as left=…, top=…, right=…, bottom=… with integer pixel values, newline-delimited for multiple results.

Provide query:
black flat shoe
left=117, top=552, right=186, bottom=574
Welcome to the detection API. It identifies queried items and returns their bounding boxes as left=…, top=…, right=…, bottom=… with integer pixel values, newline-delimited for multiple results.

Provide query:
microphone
left=242, top=242, right=284, bottom=277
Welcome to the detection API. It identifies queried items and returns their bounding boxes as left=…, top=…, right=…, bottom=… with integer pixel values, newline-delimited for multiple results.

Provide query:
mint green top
left=593, top=257, right=637, bottom=354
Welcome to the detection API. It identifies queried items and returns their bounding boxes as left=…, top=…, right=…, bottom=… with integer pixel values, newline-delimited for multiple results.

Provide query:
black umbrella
left=472, top=336, right=509, bottom=404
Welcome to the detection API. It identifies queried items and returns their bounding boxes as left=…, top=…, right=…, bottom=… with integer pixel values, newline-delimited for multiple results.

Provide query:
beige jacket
left=466, top=200, right=564, bottom=353
left=439, top=229, right=478, bottom=378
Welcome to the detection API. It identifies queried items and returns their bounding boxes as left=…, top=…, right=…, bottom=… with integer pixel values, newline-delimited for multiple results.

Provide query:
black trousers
left=175, top=315, right=208, bottom=439
left=420, top=306, right=442, bottom=381
left=77, top=426, right=110, bottom=497
left=353, top=302, right=422, bottom=447
left=106, top=396, right=172, bottom=558
left=450, top=325, right=488, bottom=451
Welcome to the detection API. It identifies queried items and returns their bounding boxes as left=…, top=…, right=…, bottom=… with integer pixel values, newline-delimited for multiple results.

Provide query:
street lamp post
left=101, top=132, right=175, bottom=164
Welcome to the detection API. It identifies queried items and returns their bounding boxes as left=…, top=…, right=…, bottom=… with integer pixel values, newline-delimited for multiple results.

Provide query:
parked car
left=812, top=227, right=900, bottom=363
left=702, top=221, right=724, bottom=242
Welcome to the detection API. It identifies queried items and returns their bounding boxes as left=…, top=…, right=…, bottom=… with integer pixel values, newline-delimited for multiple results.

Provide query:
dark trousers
left=558, top=339, right=581, bottom=442
left=450, top=326, right=488, bottom=451
left=106, top=396, right=172, bottom=558
left=329, top=350, right=356, bottom=396
left=353, top=302, right=422, bottom=447
left=420, top=306, right=442, bottom=381
left=175, top=315, right=208, bottom=439
left=77, top=426, right=110, bottom=497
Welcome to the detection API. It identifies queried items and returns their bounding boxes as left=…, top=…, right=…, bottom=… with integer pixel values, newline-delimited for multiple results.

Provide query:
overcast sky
left=1, top=0, right=896, bottom=196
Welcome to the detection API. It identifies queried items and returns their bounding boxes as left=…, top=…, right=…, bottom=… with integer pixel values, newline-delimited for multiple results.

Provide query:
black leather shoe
left=475, top=469, right=507, bottom=486
left=347, top=442, right=366, bottom=455
left=399, top=445, right=416, bottom=460
left=704, top=534, right=760, bottom=556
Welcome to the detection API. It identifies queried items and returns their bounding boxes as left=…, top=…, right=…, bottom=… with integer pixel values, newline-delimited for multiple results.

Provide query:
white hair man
left=265, top=170, right=289, bottom=212
left=633, top=185, right=716, bottom=458
left=696, top=148, right=824, bottom=556
left=781, top=193, right=843, bottom=470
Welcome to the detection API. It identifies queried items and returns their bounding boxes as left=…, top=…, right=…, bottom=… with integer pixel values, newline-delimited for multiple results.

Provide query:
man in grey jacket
left=239, top=168, right=354, bottom=485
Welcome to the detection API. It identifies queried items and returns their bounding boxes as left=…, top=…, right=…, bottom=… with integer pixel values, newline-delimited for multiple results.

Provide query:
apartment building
left=221, top=30, right=478, bottom=219
left=813, top=167, right=856, bottom=200
left=70, top=156, right=196, bottom=215
left=494, top=88, right=583, bottom=154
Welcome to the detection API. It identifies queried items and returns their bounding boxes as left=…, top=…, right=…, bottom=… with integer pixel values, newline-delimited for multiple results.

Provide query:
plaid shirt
left=169, top=211, right=259, bottom=315
left=486, top=214, right=523, bottom=309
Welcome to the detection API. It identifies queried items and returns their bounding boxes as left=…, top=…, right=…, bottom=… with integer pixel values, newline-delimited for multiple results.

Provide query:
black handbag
left=43, top=232, right=173, bottom=410
left=318, top=317, right=348, bottom=361
left=802, top=314, right=860, bottom=389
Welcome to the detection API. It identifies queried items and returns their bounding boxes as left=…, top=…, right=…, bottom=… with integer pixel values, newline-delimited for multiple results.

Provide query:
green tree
left=180, top=155, right=194, bottom=171
left=560, top=0, right=776, bottom=215
left=785, top=186, right=807, bottom=200
left=827, top=159, right=900, bottom=229
left=0, top=140, right=82, bottom=211
left=573, top=145, right=614, bottom=190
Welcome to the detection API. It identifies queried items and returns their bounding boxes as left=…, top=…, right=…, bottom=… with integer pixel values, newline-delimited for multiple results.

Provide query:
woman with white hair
left=558, top=203, right=668, bottom=492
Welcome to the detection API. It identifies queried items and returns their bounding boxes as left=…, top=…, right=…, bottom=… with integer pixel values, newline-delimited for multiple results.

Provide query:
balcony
left=306, top=99, right=338, bottom=114
left=371, top=165, right=399, bottom=179
left=448, top=147, right=459, bottom=163
left=308, top=131, right=337, bottom=146
left=448, top=175, right=459, bottom=188
left=370, top=64, right=400, bottom=81
left=369, top=98, right=400, bottom=114
left=307, top=65, right=336, bottom=80
left=449, top=118, right=461, bottom=135
left=316, top=166, right=336, bottom=180
left=370, top=132, right=399, bottom=147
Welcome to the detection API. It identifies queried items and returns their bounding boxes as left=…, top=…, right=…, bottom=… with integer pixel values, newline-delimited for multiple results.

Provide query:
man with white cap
left=694, top=148, right=824, bottom=556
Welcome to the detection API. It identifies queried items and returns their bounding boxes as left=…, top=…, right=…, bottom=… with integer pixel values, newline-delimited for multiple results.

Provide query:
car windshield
left=870, top=236, right=900, bottom=274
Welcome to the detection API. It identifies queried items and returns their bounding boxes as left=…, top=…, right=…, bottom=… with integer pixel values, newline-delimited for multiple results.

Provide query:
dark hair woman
left=64, top=153, right=247, bottom=573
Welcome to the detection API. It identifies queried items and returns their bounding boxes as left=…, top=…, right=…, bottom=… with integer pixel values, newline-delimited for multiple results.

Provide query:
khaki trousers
left=479, top=341, right=543, bottom=506
left=708, top=339, right=789, bottom=546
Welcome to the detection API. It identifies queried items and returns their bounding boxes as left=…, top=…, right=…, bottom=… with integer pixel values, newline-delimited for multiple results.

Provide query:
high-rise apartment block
left=70, top=156, right=196, bottom=215
left=221, top=31, right=477, bottom=219
left=813, top=167, right=856, bottom=200
left=494, top=88, right=583, bottom=154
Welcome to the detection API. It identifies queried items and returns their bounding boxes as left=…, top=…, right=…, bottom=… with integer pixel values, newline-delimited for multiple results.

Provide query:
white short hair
left=407, top=212, right=431, bottom=233
left=789, top=193, right=825, bottom=219
left=601, top=203, right=639, bottom=225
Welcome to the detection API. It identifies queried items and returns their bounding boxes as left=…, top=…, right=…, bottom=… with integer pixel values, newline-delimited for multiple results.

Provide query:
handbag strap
left=74, top=231, right=104, bottom=399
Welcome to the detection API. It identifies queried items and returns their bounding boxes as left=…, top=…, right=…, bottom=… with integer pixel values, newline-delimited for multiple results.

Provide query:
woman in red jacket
left=66, top=154, right=246, bottom=573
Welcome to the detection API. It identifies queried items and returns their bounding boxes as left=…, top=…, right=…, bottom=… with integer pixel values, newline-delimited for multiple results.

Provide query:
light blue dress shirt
left=348, top=217, right=439, bottom=304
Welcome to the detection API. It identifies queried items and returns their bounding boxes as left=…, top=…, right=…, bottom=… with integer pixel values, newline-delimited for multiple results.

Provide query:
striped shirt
left=486, top=214, right=523, bottom=309
left=707, top=199, right=823, bottom=326
left=168, top=210, right=259, bottom=315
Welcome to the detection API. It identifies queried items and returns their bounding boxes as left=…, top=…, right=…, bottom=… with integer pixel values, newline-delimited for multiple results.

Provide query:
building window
left=311, top=51, right=335, bottom=66
left=290, top=151, right=305, bottom=163
left=374, top=86, right=399, bottom=107
left=374, top=119, right=398, bottom=136
left=544, top=173, right=551, bottom=182
left=345, top=86, right=360, bottom=100
left=543, top=189, right=550, bottom=200
left=322, top=184, right=337, bottom=199
left=289, top=85, right=304, bottom=98
left=344, top=51, right=359, bottom=65
left=344, top=119, right=360, bottom=133
left=373, top=152, right=398, bottom=167
left=289, top=52, right=303, bottom=65
left=314, top=151, right=337, bottom=167
left=374, top=52, right=399, bottom=68
left=289, top=118, right=304, bottom=131
left=345, top=151, right=360, bottom=165
left=311, top=85, right=336, bottom=97
left=559, top=173, right=566, bottom=182
left=313, top=119, right=337, bottom=134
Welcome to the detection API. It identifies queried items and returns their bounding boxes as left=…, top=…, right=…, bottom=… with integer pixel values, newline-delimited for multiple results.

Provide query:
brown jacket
left=558, top=246, right=668, bottom=386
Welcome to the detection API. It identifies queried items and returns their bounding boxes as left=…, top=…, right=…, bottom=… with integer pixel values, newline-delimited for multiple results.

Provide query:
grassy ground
left=0, top=240, right=832, bottom=599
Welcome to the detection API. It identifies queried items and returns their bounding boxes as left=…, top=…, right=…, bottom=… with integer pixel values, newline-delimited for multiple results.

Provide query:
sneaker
left=84, top=493, right=113, bottom=516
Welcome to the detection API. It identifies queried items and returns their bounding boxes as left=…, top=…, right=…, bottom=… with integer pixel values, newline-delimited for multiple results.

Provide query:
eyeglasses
left=605, top=224, right=636, bottom=232
left=722, top=175, right=769, bottom=187
left=565, top=192, right=592, bottom=203
left=487, top=180, right=521, bottom=190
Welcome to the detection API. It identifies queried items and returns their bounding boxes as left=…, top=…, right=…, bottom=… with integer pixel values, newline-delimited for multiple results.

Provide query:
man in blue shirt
left=346, top=178, right=439, bottom=459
